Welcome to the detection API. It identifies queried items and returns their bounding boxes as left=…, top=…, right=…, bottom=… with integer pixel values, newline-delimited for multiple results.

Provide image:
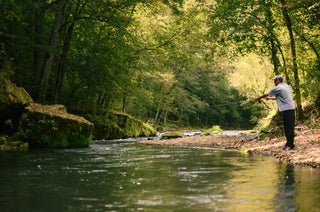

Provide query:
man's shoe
left=283, top=146, right=291, bottom=151
left=283, top=146, right=294, bottom=151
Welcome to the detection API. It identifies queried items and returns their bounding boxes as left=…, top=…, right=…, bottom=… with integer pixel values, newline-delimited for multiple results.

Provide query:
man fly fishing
left=255, top=75, right=296, bottom=150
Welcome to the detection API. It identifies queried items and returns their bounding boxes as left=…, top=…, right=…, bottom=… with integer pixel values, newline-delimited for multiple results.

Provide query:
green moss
left=85, top=112, right=156, bottom=140
left=257, top=135, right=266, bottom=141
left=0, top=78, right=33, bottom=135
left=19, top=142, right=29, bottom=149
left=203, top=132, right=211, bottom=136
left=17, top=103, right=94, bottom=148
left=0, top=78, right=33, bottom=111
left=0, top=136, right=28, bottom=151
left=141, top=123, right=157, bottom=137
left=8, top=141, right=24, bottom=146
left=161, top=131, right=184, bottom=140
left=203, top=125, right=223, bottom=135
left=0, top=136, right=8, bottom=145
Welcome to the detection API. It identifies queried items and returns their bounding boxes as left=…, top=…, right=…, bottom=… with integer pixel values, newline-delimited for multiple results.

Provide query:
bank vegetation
left=1, top=0, right=320, bottom=132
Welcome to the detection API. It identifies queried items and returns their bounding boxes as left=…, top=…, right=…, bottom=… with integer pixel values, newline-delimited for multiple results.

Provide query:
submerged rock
left=85, top=112, right=157, bottom=140
left=17, top=103, right=94, bottom=148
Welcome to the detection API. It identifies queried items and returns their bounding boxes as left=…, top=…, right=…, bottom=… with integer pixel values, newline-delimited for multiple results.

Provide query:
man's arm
left=254, top=94, right=268, bottom=101
left=265, top=97, right=276, bottom=100
left=255, top=94, right=276, bottom=101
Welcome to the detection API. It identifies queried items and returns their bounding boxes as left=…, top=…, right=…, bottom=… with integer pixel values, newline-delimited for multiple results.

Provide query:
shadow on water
left=0, top=139, right=320, bottom=212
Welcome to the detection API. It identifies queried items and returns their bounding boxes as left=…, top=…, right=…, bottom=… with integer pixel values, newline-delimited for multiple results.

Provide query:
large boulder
left=0, top=78, right=33, bottom=135
left=17, top=103, right=94, bottom=148
left=85, top=112, right=157, bottom=140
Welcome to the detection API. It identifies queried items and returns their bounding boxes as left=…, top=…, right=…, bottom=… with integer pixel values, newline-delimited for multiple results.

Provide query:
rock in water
left=17, top=103, right=94, bottom=148
left=161, top=131, right=184, bottom=140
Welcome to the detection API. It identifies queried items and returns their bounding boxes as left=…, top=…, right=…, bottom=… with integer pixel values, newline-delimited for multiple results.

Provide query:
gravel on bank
left=138, top=130, right=320, bottom=168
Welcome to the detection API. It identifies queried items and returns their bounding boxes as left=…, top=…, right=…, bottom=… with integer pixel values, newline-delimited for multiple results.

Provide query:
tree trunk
left=54, top=1, right=85, bottom=103
left=270, top=40, right=280, bottom=75
left=96, top=93, right=108, bottom=112
left=265, top=0, right=280, bottom=75
left=164, top=109, right=168, bottom=126
left=38, top=0, right=68, bottom=101
left=158, top=108, right=165, bottom=123
left=279, top=0, right=303, bottom=120
left=100, top=93, right=107, bottom=107
left=122, top=92, right=126, bottom=113
left=154, top=101, right=161, bottom=123
left=54, top=21, right=75, bottom=103
left=179, top=109, right=183, bottom=128
left=33, top=16, right=43, bottom=91
left=277, top=44, right=291, bottom=85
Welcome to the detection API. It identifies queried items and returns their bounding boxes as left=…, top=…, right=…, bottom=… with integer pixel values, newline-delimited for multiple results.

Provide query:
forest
left=1, top=0, right=320, bottom=130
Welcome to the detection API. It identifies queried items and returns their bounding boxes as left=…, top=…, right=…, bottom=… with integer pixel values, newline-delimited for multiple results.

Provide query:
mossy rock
left=17, top=103, right=94, bottom=148
left=85, top=112, right=157, bottom=140
left=0, top=78, right=33, bottom=135
left=0, top=136, right=7, bottom=145
left=0, top=136, right=28, bottom=151
left=161, top=131, right=184, bottom=140
left=0, top=78, right=33, bottom=111
left=85, top=113, right=123, bottom=140
left=141, top=122, right=157, bottom=137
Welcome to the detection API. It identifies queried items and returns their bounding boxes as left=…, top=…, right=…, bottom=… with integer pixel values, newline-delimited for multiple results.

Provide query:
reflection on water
left=219, top=155, right=279, bottom=211
left=275, top=163, right=296, bottom=212
left=0, top=140, right=320, bottom=212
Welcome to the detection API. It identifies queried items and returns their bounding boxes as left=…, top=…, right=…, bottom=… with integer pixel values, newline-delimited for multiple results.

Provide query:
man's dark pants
left=283, top=110, right=295, bottom=149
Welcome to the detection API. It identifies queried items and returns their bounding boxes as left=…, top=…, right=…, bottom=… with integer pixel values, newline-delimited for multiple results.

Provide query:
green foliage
left=2, top=0, right=320, bottom=131
left=203, top=125, right=223, bottom=135
left=4, top=119, right=13, bottom=129
left=0, top=62, right=14, bottom=80
left=37, top=118, right=58, bottom=133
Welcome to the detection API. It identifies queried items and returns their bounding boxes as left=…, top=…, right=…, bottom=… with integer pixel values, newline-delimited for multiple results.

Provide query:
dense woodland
left=1, top=0, right=320, bottom=130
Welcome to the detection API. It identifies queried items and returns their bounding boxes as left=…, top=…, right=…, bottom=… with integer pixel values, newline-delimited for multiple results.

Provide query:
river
left=1, top=136, right=320, bottom=212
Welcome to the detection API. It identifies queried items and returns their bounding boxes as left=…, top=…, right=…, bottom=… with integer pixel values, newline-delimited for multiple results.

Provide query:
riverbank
left=138, top=128, right=320, bottom=168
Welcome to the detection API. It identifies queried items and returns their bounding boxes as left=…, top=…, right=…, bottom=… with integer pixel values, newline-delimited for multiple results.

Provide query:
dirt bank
left=138, top=129, right=320, bottom=168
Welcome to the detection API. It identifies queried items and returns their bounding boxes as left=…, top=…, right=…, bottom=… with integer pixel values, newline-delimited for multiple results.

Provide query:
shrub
left=203, top=125, right=223, bottom=135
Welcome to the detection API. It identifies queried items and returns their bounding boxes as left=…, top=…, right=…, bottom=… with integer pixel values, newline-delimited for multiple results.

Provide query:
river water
left=1, top=137, right=320, bottom=212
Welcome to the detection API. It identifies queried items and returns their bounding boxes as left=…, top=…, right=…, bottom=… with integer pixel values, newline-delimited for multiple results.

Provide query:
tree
left=3, top=0, right=319, bottom=130
left=38, top=0, right=70, bottom=101
left=278, top=0, right=303, bottom=120
left=54, top=0, right=88, bottom=103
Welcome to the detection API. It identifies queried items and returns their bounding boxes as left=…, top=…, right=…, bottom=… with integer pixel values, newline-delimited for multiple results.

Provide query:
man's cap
left=272, top=75, right=284, bottom=82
